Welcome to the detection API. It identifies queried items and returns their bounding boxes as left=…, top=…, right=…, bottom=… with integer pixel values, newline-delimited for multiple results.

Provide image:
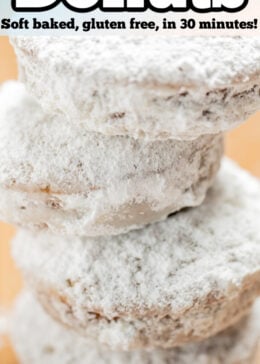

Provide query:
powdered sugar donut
left=0, top=81, right=223, bottom=237
left=11, top=36, right=260, bottom=140
left=12, top=159, right=260, bottom=350
left=11, top=292, right=260, bottom=364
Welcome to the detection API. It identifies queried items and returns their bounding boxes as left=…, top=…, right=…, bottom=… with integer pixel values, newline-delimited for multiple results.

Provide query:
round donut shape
left=11, top=36, right=260, bottom=140
left=12, top=159, right=260, bottom=350
left=0, top=81, right=223, bottom=237
left=11, top=292, right=260, bottom=364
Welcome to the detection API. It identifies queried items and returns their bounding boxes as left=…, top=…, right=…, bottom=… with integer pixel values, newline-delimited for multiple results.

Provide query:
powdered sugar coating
left=12, top=159, right=260, bottom=350
left=0, top=81, right=222, bottom=236
left=11, top=292, right=260, bottom=364
left=11, top=36, right=260, bottom=139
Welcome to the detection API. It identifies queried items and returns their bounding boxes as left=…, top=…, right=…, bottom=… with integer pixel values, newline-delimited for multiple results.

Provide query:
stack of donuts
left=1, top=36, right=260, bottom=363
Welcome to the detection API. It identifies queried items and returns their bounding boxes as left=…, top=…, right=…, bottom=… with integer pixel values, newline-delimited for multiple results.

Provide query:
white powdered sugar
left=11, top=36, right=260, bottom=90
left=11, top=291, right=260, bottom=364
left=0, top=81, right=223, bottom=236
left=12, top=159, right=260, bottom=349
left=7, top=34, right=260, bottom=355
left=11, top=36, right=260, bottom=139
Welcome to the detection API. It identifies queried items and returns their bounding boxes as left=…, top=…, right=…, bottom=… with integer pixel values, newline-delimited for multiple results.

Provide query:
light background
left=0, top=36, right=260, bottom=363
